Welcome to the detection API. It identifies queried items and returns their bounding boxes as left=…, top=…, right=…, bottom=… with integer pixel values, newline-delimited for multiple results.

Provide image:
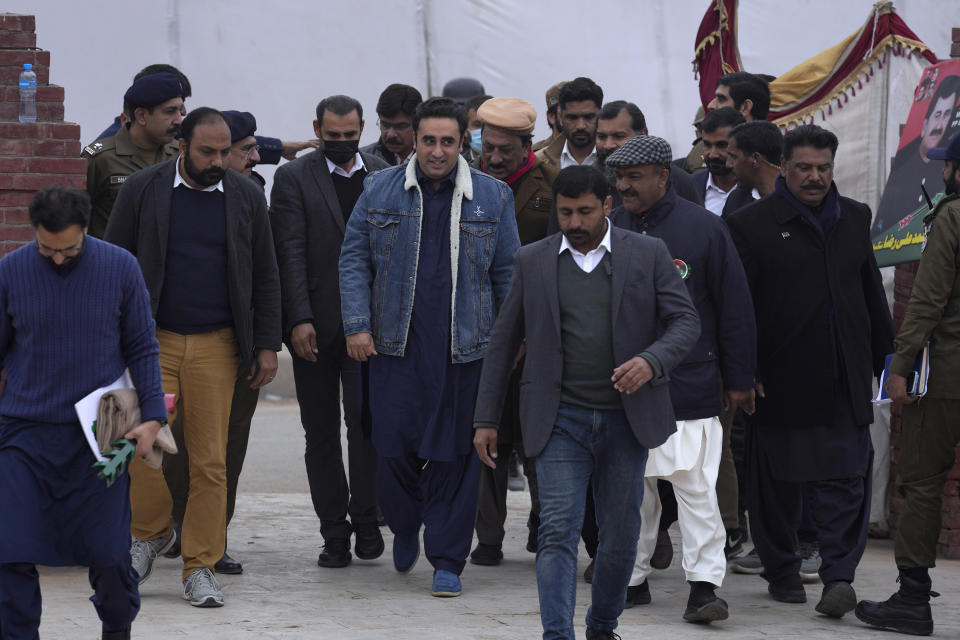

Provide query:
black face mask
left=323, top=139, right=359, bottom=165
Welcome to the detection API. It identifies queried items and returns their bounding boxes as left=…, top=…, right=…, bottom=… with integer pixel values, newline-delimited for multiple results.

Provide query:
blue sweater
left=0, top=237, right=166, bottom=424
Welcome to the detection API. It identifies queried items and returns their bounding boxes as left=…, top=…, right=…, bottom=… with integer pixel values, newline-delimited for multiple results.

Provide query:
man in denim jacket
left=339, top=97, right=520, bottom=598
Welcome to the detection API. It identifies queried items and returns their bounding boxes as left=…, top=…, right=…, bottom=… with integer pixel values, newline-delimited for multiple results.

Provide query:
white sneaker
left=182, top=568, right=224, bottom=607
left=130, top=529, right=177, bottom=585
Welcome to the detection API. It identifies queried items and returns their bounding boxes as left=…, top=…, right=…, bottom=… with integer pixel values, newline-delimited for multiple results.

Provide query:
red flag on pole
left=693, top=0, right=743, bottom=110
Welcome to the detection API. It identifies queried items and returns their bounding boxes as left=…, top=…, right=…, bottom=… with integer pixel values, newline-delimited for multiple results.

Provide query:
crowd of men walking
left=0, top=62, right=958, bottom=640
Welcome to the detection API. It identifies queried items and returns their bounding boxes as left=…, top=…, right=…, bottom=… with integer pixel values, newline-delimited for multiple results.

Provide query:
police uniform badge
left=674, top=259, right=691, bottom=280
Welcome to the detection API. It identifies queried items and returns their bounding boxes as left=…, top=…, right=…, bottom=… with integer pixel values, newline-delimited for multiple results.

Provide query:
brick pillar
left=0, top=13, right=86, bottom=256
left=887, top=27, right=960, bottom=560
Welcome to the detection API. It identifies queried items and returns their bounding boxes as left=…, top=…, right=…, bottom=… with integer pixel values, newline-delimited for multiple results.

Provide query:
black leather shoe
left=623, top=579, right=651, bottom=608
left=214, top=551, right=243, bottom=575
left=768, top=574, right=807, bottom=603
left=317, top=538, right=352, bottom=568
left=470, top=543, right=503, bottom=566
left=816, top=580, right=856, bottom=618
left=683, top=581, right=729, bottom=623
left=354, top=525, right=385, bottom=560
left=855, top=573, right=937, bottom=636
left=585, top=627, right=621, bottom=639
left=583, top=559, right=595, bottom=584
left=650, top=529, right=673, bottom=570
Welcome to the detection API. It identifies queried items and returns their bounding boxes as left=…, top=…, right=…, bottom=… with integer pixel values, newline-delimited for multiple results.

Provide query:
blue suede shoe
left=431, top=569, right=462, bottom=597
left=392, top=533, right=420, bottom=573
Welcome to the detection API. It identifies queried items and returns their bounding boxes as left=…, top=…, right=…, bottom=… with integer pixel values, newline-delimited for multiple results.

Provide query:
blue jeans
left=536, top=402, right=648, bottom=639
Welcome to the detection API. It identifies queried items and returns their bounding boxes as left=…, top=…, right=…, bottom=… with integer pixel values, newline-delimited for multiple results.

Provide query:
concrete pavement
left=33, top=400, right=960, bottom=639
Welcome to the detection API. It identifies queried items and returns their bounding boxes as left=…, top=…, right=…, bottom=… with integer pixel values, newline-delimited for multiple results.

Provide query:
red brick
left=10, top=173, right=84, bottom=191
left=0, top=191, right=33, bottom=207
left=0, top=225, right=34, bottom=243
left=0, top=31, right=37, bottom=49
left=0, top=50, right=41, bottom=66
left=3, top=207, right=29, bottom=225
left=40, top=122, right=80, bottom=140
left=0, top=101, right=16, bottom=120
left=37, top=102, right=64, bottom=121
left=0, top=15, right=35, bottom=32
left=64, top=140, right=80, bottom=156
left=36, top=85, right=63, bottom=102
left=32, top=140, right=65, bottom=156
left=945, top=480, right=960, bottom=497
left=0, top=158, right=28, bottom=173
left=0, top=122, right=39, bottom=139
left=27, top=157, right=86, bottom=174
left=0, top=175, right=12, bottom=190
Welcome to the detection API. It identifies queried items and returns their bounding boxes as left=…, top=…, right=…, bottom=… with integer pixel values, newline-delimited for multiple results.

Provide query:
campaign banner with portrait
left=872, top=59, right=960, bottom=266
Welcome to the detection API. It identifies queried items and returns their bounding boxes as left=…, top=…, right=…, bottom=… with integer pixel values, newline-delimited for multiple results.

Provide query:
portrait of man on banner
left=874, top=59, right=960, bottom=235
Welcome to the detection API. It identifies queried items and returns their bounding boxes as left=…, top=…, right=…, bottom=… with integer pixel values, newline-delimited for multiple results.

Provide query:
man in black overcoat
left=726, top=125, right=893, bottom=618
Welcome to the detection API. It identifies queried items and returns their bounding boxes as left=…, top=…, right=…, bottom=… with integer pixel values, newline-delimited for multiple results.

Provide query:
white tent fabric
left=4, top=0, right=957, bottom=202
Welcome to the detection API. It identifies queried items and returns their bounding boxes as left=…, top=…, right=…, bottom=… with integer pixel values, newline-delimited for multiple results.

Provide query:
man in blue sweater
left=606, top=136, right=757, bottom=621
left=0, top=186, right=167, bottom=640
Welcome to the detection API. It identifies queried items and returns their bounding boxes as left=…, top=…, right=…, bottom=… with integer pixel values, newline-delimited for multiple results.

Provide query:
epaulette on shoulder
left=82, top=141, right=106, bottom=157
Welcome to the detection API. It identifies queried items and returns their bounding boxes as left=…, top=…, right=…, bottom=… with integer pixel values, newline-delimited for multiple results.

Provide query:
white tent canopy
left=6, top=0, right=958, bottom=200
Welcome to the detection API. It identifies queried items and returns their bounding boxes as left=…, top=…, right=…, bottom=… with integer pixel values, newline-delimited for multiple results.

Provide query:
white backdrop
left=4, top=0, right=958, bottom=199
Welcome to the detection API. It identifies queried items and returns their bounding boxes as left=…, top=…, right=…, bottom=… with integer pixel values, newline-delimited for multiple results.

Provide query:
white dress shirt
left=703, top=172, right=733, bottom=216
left=326, top=153, right=366, bottom=178
left=560, top=140, right=599, bottom=169
left=559, top=218, right=612, bottom=273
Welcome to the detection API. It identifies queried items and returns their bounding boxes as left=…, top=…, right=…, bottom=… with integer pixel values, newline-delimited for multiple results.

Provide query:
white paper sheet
left=73, top=371, right=133, bottom=462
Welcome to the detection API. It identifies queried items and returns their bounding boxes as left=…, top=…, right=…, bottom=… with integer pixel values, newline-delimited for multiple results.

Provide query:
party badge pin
left=674, top=259, right=691, bottom=280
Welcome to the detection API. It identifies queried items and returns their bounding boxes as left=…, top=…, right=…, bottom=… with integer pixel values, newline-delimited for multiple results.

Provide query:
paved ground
left=34, top=401, right=960, bottom=639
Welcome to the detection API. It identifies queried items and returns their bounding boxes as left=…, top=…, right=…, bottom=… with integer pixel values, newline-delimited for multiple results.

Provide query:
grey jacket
left=473, top=226, right=700, bottom=456
left=104, top=159, right=282, bottom=369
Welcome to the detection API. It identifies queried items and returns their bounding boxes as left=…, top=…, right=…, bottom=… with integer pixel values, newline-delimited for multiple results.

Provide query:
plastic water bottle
left=18, top=63, right=37, bottom=124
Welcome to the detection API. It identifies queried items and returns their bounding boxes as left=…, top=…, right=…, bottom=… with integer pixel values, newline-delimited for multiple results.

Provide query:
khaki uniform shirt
left=82, top=126, right=179, bottom=238
left=512, top=159, right=557, bottom=246
left=891, top=193, right=960, bottom=398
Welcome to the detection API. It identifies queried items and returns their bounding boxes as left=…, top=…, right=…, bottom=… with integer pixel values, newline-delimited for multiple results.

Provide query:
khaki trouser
left=894, top=398, right=960, bottom=569
left=129, top=328, right=241, bottom=580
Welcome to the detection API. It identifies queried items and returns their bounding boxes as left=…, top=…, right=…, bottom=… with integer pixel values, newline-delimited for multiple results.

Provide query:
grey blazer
left=269, top=149, right=389, bottom=344
left=104, top=159, right=282, bottom=369
left=473, top=225, right=700, bottom=457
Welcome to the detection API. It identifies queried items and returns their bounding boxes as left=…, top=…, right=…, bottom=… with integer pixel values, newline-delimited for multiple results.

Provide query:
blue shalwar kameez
left=369, top=169, right=482, bottom=576
left=0, top=239, right=166, bottom=638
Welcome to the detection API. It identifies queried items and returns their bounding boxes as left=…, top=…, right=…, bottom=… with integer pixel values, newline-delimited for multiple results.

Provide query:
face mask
left=323, top=139, right=359, bottom=165
left=470, top=129, right=482, bottom=154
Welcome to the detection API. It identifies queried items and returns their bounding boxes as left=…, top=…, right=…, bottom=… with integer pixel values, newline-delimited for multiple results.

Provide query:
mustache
left=801, top=183, right=826, bottom=191
left=619, top=187, right=639, bottom=199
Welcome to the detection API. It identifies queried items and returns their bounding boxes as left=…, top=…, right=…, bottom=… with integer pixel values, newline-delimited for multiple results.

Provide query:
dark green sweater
left=558, top=251, right=621, bottom=409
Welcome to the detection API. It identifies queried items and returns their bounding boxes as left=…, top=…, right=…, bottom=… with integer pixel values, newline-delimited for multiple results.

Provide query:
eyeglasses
left=236, top=143, right=260, bottom=159
left=36, top=237, right=84, bottom=258
left=377, top=119, right=411, bottom=133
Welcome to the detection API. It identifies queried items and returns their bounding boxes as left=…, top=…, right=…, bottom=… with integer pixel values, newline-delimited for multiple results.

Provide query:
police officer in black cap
left=83, top=72, right=183, bottom=238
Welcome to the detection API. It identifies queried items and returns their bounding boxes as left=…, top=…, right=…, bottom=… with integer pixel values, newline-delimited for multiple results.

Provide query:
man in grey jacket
left=473, top=165, right=699, bottom=640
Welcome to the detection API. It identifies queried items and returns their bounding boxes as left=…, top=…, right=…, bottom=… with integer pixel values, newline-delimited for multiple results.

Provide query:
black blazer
left=474, top=226, right=701, bottom=456
left=726, top=193, right=893, bottom=428
left=692, top=169, right=709, bottom=202
left=269, top=149, right=389, bottom=345
left=104, top=159, right=282, bottom=369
